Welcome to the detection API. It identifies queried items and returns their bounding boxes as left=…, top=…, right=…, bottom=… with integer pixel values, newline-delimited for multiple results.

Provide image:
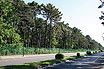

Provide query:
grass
left=0, top=53, right=86, bottom=69
left=0, top=65, right=34, bottom=69
left=0, top=45, right=94, bottom=56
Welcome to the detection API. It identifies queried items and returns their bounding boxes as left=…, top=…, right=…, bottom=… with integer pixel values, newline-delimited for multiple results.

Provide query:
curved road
left=44, top=52, right=104, bottom=69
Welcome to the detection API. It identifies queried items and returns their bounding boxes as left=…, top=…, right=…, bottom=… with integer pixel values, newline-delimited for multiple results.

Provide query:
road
left=44, top=52, right=104, bottom=69
left=0, top=52, right=85, bottom=66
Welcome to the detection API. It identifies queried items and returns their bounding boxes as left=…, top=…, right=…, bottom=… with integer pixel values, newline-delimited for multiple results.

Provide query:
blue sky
left=24, top=0, right=104, bottom=46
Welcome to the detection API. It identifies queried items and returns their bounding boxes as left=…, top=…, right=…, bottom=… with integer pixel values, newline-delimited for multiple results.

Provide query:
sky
left=24, top=0, right=104, bottom=46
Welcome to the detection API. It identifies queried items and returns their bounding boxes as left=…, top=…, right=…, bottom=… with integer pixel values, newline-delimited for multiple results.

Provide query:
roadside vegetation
left=0, top=0, right=103, bottom=68
left=0, top=51, right=99, bottom=69
left=0, top=50, right=100, bottom=69
left=0, top=0, right=103, bottom=56
left=0, top=45, right=95, bottom=56
left=0, top=53, right=87, bottom=69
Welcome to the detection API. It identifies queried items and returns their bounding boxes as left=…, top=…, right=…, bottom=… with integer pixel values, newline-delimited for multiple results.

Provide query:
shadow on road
left=44, top=53, right=104, bottom=69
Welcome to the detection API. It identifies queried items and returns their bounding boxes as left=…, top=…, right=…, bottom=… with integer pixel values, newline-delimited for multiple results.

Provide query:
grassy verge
left=0, top=45, right=94, bottom=56
left=0, top=54, right=85, bottom=69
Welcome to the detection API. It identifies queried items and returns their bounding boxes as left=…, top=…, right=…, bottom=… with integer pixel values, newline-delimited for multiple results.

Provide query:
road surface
left=44, top=52, right=104, bottom=69
left=0, top=52, right=85, bottom=66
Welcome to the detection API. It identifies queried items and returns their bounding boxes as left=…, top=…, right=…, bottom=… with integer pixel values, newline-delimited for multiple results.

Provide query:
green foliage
left=40, top=62, right=50, bottom=67
left=51, top=32, right=58, bottom=48
left=55, top=53, right=64, bottom=60
left=77, top=53, right=80, bottom=57
left=66, top=56, right=76, bottom=60
left=0, top=23, right=21, bottom=44
left=86, top=51, right=92, bottom=55
left=0, top=45, right=89, bottom=56
left=0, top=0, right=103, bottom=54
left=0, top=65, right=34, bottom=69
left=0, top=45, right=22, bottom=55
left=100, top=50, right=103, bottom=52
left=0, top=0, right=21, bottom=45
left=94, top=51, right=98, bottom=53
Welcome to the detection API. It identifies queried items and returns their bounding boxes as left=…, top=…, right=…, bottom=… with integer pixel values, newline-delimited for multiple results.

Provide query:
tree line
left=0, top=0, right=103, bottom=50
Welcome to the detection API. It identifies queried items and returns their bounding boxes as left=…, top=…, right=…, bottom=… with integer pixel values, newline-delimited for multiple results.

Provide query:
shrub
left=95, top=51, right=97, bottom=53
left=100, top=50, right=103, bottom=52
left=93, top=51, right=95, bottom=54
left=55, top=53, right=64, bottom=60
left=86, top=51, right=92, bottom=55
left=77, top=53, right=80, bottom=57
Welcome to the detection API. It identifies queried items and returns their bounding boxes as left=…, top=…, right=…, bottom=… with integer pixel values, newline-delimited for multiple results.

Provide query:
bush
left=77, top=53, right=80, bottom=57
left=95, top=51, right=97, bottom=53
left=93, top=51, right=95, bottom=54
left=86, top=51, right=92, bottom=55
left=55, top=53, right=64, bottom=60
left=100, top=50, right=103, bottom=52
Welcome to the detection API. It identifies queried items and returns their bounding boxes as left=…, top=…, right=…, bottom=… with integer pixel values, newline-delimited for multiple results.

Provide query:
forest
left=0, top=0, right=103, bottom=55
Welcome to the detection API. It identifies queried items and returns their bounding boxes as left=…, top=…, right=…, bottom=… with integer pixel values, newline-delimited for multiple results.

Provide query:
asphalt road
left=0, top=52, right=85, bottom=66
left=0, top=54, right=54, bottom=66
left=44, top=52, right=104, bottom=69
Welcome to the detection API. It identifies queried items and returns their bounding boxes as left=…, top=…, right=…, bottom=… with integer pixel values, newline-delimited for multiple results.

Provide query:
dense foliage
left=0, top=0, right=103, bottom=55
left=86, top=51, right=92, bottom=55
left=55, top=53, right=64, bottom=60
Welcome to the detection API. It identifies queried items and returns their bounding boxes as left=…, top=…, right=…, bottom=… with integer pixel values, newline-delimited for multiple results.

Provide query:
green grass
left=0, top=45, right=94, bottom=56
left=0, top=65, right=34, bottom=69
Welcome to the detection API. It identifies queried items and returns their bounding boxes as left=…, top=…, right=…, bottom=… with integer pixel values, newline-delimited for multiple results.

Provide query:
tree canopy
left=0, top=0, right=103, bottom=50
